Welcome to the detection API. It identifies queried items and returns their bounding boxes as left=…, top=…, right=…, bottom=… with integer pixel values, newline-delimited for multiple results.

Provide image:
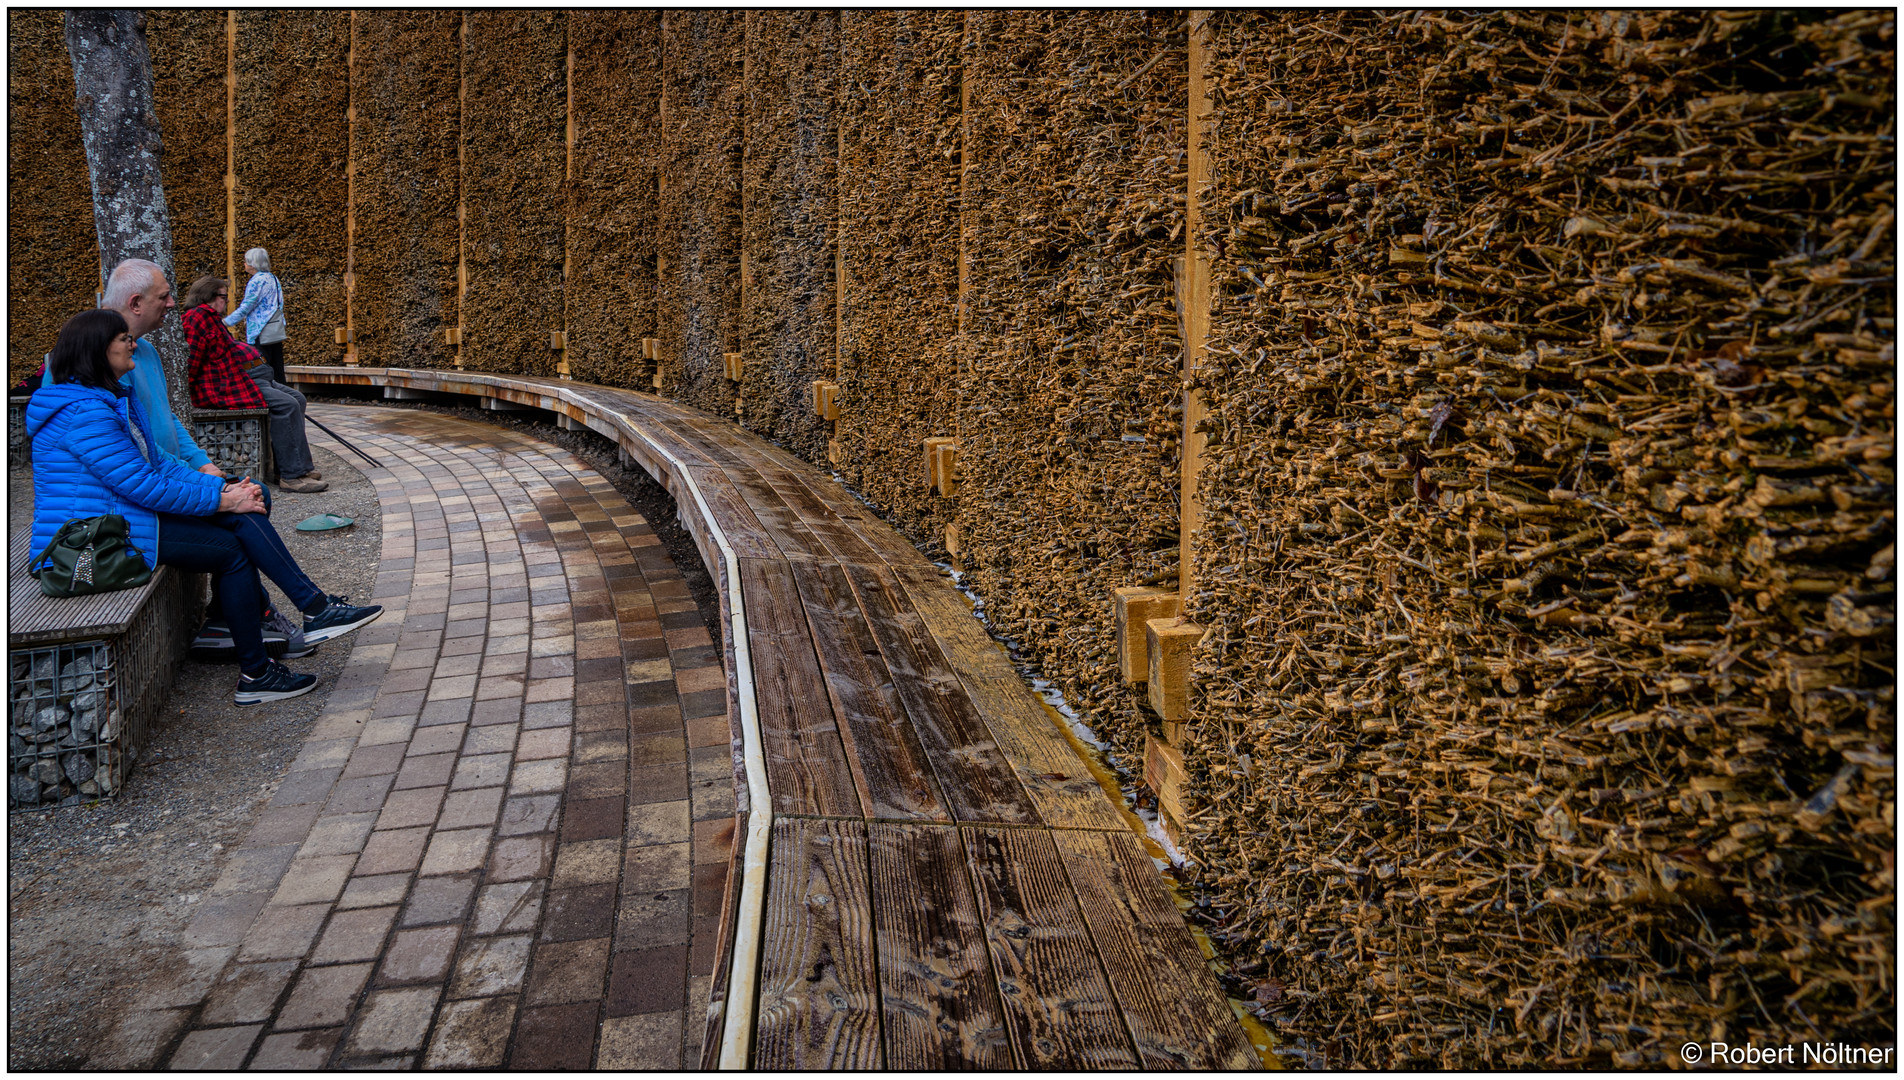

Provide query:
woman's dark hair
left=48, top=308, right=131, bottom=395
left=183, top=274, right=228, bottom=311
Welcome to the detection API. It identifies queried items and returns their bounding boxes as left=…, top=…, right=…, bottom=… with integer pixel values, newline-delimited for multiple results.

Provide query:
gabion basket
left=8, top=396, right=27, bottom=464
left=191, top=407, right=272, bottom=482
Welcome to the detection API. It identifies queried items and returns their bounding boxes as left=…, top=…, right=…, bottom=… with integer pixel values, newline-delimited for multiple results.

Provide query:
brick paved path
left=94, top=406, right=735, bottom=1069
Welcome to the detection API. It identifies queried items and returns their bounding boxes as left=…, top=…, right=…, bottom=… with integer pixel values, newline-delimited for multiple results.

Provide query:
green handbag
left=27, top=514, right=154, bottom=597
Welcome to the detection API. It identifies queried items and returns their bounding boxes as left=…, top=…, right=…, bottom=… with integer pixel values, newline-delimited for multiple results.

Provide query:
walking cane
left=303, top=413, right=384, bottom=471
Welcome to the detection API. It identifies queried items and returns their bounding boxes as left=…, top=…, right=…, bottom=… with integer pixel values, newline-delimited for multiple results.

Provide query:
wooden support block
left=944, top=522, right=960, bottom=559
left=811, top=379, right=840, bottom=421
left=343, top=350, right=358, bottom=367
left=723, top=351, right=744, bottom=381
left=827, top=438, right=842, bottom=465
left=549, top=330, right=567, bottom=350
left=436, top=327, right=463, bottom=346
left=651, top=370, right=665, bottom=389
left=922, top=437, right=956, bottom=494
left=640, top=337, right=659, bottom=362
left=935, top=440, right=959, bottom=497
left=1145, top=617, right=1205, bottom=725
left=1113, top=586, right=1180, bottom=685
left=332, top=326, right=354, bottom=345
left=1144, top=735, right=1189, bottom=833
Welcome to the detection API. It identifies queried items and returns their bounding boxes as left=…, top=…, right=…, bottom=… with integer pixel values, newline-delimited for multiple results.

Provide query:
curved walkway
left=101, top=406, right=732, bottom=1069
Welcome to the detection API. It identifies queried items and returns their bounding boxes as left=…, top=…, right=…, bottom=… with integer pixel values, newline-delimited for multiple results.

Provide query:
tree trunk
left=64, top=9, right=191, bottom=424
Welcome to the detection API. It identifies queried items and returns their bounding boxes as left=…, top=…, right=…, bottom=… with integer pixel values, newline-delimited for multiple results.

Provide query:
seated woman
left=26, top=309, right=381, bottom=705
left=181, top=274, right=327, bottom=493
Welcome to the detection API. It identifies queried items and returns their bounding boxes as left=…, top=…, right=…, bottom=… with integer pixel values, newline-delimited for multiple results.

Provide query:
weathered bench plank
left=870, top=822, right=1014, bottom=1069
left=9, top=529, right=172, bottom=646
left=754, top=817, right=882, bottom=1070
left=739, top=557, right=863, bottom=818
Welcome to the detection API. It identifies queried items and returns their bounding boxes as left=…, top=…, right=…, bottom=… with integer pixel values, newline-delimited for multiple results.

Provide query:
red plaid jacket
left=184, top=303, right=268, bottom=410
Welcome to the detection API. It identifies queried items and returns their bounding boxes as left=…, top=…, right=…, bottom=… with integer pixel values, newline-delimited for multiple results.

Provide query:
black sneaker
left=194, top=617, right=311, bottom=660
left=234, top=661, right=318, bottom=706
left=303, top=595, right=384, bottom=644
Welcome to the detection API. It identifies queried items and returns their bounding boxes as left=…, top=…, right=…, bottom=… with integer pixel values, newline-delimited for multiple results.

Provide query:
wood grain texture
left=741, top=558, right=863, bottom=817
left=1054, top=829, right=1260, bottom=1070
left=790, top=558, right=948, bottom=821
left=963, top=825, right=1140, bottom=1070
left=869, top=823, right=1014, bottom=1069
left=755, top=817, right=882, bottom=1069
left=887, top=564, right=1127, bottom=832
left=840, top=561, right=1040, bottom=826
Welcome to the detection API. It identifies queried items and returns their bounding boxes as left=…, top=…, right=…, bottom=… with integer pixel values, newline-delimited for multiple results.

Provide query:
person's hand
left=199, top=462, right=225, bottom=477
left=217, top=480, right=265, bottom=515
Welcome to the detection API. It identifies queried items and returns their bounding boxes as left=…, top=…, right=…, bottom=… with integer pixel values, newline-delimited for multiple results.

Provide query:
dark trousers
left=256, top=341, right=286, bottom=384
left=157, top=514, right=270, bottom=673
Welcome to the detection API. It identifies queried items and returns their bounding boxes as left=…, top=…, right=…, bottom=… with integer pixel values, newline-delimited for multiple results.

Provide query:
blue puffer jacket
left=26, top=382, right=225, bottom=571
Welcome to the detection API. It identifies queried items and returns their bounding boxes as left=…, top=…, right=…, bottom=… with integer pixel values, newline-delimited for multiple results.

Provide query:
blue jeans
left=157, top=514, right=271, bottom=674
left=218, top=488, right=326, bottom=615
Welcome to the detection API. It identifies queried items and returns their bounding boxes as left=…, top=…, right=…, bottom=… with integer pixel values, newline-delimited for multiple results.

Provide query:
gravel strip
left=7, top=438, right=380, bottom=1070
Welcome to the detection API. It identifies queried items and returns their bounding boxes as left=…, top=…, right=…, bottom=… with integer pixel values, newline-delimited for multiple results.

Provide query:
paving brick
left=674, top=666, right=725, bottom=694
left=304, top=815, right=390, bottom=866
left=269, top=854, right=357, bottom=907
left=566, top=761, right=625, bottom=800
left=630, top=734, right=687, bottom=768
left=374, top=666, right=434, bottom=694
left=356, top=826, right=431, bottom=876
left=469, top=697, right=522, bottom=727
left=432, top=652, right=483, bottom=678
left=438, top=786, right=505, bottom=830
left=345, top=986, right=441, bottom=1055
left=625, top=680, right=676, bottom=711
left=691, top=817, right=736, bottom=865
left=418, top=697, right=473, bottom=726
left=169, top=1023, right=262, bottom=1070
left=624, top=799, right=690, bottom=847
left=311, top=905, right=400, bottom=965
left=487, top=834, right=554, bottom=882
left=418, top=828, right=493, bottom=876
left=552, top=838, right=622, bottom=888
left=405, top=723, right=467, bottom=758
left=689, top=917, right=722, bottom=976
left=211, top=845, right=300, bottom=897
left=355, top=715, right=417, bottom=748
left=324, top=774, right=397, bottom=816
left=423, top=996, right=517, bottom=1069
left=693, top=862, right=730, bottom=920
left=472, top=881, right=545, bottom=935
left=541, top=883, right=618, bottom=943
left=372, top=690, right=427, bottom=718
left=605, top=944, right=687, bottom=1017
left=243, top=803, right=322, bottom=849
left=400, top=873, right=478, bottom=927
left=628, top=764, right=689, bottom=806
left=145, top=945, right=238, bottom=1009
left=374, top=785, right=445, bottom=831
left=561, top=796, right=623, bottom=843
left=249, top=1027, right=341, bottom=1070
left=451, top=752, right=512, bottom=791
left=269, top=767, right=341, bottom=808
left=337, top=872, right=411, bottom=910
left=498, top=794, right=560, bottom=836
left=378, top=925, right=462, bottom=985
left=685, top=714, right=730, bottom=749
left=448, top=933, right=534, bottom=999
left=522, top=699, right=573, bottom=730
left=689, top=744, right=733, bottom=784
left=238, top=902, right=329, bottom=961
left=510, top=1002, right=597, bottom=1069
left=516, top=726, right=570, bottom=761
left=509, top=757, right=568, bottom=796
left=598, top=1010, right=683, bottom=1069
left=340, top=743, right=406, bottom=780
left=200, top=960, right=300, bottom=1025
left=277, top=963, right=373, bottom=1030
left=289, top=737, right=357, bottom=773
left=461, top=724, right=517, bottom=756
left=185, top=891, right=270, bottom=948
left=526, top=937, right=611, bottom=1006
left=569, top=729, right=623, bottom=766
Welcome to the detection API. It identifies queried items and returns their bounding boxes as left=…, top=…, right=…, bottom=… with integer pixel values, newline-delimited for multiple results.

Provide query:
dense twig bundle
left=1183, top=10, right=1894, bottom=1067
left=739, top=11, right=838, bottom=461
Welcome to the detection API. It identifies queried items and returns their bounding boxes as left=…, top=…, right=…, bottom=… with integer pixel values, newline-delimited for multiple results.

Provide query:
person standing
left=182, top=275, right=326, bottom=492
left=226, top=246, right=288, bottom=383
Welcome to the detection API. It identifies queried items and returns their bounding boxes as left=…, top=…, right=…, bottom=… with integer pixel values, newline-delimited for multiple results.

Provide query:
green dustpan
left=295, top=513, right=355, bottom=532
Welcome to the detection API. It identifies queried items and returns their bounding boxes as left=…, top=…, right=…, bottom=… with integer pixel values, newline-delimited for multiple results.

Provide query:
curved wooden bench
left=287, top=364, right=1258, bottom=1071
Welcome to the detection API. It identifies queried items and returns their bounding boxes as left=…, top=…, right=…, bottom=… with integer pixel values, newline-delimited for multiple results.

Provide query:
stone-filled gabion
left=9, top=642, right=128, bottom=809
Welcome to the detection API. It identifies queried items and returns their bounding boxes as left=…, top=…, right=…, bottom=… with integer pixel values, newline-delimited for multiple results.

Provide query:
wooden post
left=558, top=22, right=573, bottom=379
left=1146, top=617, right=1204, bottom=736
left=738, top=12, right=751, bottom=412
left=454, top=12, right=469, bottom=368
left=224, top=10, right=236, bottom=287
left=344, top=10, right=357, bottom=364
left=1179, top=11, right=1214, bottom=602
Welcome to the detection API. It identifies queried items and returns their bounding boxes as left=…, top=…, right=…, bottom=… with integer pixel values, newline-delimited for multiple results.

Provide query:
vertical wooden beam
left=833, top=24, right=844, bottom=383
left=224, top=10, right=236, bottom=287
left=454, top=12, right=469, bottom=367
left=558, top=20, right=573, bottom=379
left=1179, top=11, right=1214, bottom=602
left=344, top=10, right=357, bottom=363
left=738, top=11, right=751, bottom=409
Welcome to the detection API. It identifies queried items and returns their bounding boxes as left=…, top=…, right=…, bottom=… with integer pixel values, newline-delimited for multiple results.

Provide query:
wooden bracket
left=1113, top=586, right=1180, bottom=685
left=812, top=379, right=840, bottom=421
left=333, top=327, right=355, bottom=345
left=924, top=437, right=959, bottom=496
left=641, top=337, right=659, bottom=361
left=944, top=522, right=961, bottom=560
left=436, top=327, right=464, bottom=346
left=549, top=330, right=567, bottom=350
left=723, top=351, right=744, bottom=381
left=1145, top=617, right=1205, bottom=728
left=1144, top=735, right=1189, bottom=838
left=827, top=438, right=842, bottom=465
